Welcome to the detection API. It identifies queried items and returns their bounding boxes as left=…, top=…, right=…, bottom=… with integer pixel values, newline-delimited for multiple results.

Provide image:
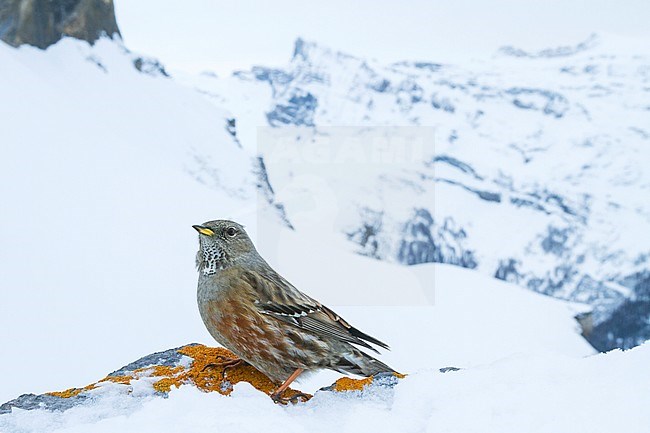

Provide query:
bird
left=192, top=219, right=396, bottom=403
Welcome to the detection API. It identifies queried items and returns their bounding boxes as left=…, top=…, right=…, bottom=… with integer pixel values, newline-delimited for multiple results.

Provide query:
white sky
left=115, top=0, right=650, bottom=75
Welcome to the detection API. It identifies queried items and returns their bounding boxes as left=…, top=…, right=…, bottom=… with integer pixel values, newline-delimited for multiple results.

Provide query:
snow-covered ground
left=1, top=343, right=647, bottom=433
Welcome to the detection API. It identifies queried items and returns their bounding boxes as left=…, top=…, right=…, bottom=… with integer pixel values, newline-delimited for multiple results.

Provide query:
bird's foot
left=201, top=356, right=245, bottom=374
left=270, top=391, right=312, bottom=405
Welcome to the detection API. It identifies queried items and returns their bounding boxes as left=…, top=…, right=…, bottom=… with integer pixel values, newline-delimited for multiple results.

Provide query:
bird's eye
left=225, top=227, right=237, bottom=238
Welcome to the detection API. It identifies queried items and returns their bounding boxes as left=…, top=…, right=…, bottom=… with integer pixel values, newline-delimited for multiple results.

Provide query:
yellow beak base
left=192, top=225, right=215, bottom=236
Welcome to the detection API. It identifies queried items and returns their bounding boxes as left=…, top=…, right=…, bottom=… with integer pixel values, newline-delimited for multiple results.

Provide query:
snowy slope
left=0, top=38, right=259, bottom=403
left=176, top=35, right=650, bottom=351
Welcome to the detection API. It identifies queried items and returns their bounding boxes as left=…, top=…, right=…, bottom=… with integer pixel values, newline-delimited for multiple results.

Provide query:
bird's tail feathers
left=335, top=349, right=396, bottom=377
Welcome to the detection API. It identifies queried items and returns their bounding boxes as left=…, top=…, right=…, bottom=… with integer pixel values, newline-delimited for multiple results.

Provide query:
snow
left=0, top=38, right=255, bottom=403
left=0, top=33, right=647, bottom=433
left=1, top=344, right=648, bottom=433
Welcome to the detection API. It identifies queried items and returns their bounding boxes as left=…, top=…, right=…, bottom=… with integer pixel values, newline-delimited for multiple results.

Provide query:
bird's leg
left=202, top=355, right=246, bottom=373
left=270, top=368, right=310, bottom=404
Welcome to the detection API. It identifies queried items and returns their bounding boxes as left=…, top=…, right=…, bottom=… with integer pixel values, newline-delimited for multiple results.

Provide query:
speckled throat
left=197, top=242, right=227, bottom=275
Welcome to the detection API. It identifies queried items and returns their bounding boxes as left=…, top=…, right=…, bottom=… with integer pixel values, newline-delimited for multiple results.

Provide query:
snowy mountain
left=1, top=4, right=649, bottom=428
left=177, top=35, right=650, bottom=352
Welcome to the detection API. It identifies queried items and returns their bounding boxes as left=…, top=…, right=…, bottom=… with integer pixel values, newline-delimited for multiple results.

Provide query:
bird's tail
left=335, top=347, right=397, bottom=377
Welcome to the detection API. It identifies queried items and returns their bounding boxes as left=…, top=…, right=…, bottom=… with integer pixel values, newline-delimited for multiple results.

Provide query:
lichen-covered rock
left=321, top=372, right=405, bottom=393
left=0, top=344, right=407, bottom=414
left=0, top=0, right=121, bottom=49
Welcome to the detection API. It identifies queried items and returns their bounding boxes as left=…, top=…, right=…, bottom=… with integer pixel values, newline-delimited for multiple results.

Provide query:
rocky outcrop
left=348, top=208, right=478, bottom=269
left=0, top=344, right=406, bottom=414
left=499, top=34, right=599, bottom=58
left=587, top=271, right=650, bottom=351
left=0, top=0, right=121, bottom=49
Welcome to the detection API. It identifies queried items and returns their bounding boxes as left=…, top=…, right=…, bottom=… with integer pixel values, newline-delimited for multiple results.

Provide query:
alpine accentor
left=193, top=220, right=395, bottom=403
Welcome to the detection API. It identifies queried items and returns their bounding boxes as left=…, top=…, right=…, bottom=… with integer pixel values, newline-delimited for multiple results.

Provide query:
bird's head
left=193, top=220, right=256, bottom=275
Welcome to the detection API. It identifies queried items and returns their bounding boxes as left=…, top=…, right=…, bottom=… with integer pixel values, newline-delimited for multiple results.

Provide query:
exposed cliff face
left=0, top=0, right=121, bottom=49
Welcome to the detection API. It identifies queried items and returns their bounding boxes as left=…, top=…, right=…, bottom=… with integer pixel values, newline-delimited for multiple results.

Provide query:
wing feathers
left=242, top=270, right=389, bottom=352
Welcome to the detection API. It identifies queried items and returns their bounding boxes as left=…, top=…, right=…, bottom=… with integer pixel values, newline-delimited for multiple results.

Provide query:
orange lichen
left=49, top=375, right=134, bottom=398
left=47, top=387, right=85, bottom=398
left=98, top=375, right=134, bottom=385
left=152, top=377, right=176, bottom=393
left=175, top=345, right=309, bottom=401
left=332, top=376, right=374, bottom=392
left=47, top=382, right=96, bottom=398
left=332, top=372, right=406, bottom=392
left=50, top=344, right=380, bottom=402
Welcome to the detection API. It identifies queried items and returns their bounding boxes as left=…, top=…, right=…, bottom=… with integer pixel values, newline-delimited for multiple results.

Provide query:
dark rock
left=0, top=0, right=121, bottom=49
left=539, top=264, right=578, bottom=297
left=108, top=344, right=197, bottom=377
left=253, top=156, right=294, bottom=229
left=346, top=208, right=384, bottom=260
left=587, top=271, right=650, bottom=351
left=431, top=93, right=455, bottom=113
left=395, top=79, right=424, bottom=110
left=499, top=34, right=598, bottom=58
left=249, top=66, right=294, bottom=95
left=133, top=56, right=169, bottom=77
left=266, top=92, right=318, bottom=127
left=397, top=209, right=478, bottom=269
left=541, top=226, right=571, bottom=256
left=319, top=372, right=402, bottom=392
left=588, top=300, right=650, bottom=351
left=412, top=62, right=442, bottom=72
left=495, top=258, right=522, bottom=284
left=370, top=372, right=401, bottom=388
left=348, top=208, right=478, bottom=269
left=369, top=78, right=390, bottom=93
left=391, top=61, right=443, bottom=73
left=292, top=37, right=308, bottom=61
left=226, top=118, right=237, bottom=138
left=505, top=87, right=569, bottom=118
left=510, top=196, right=548, bottom=214
left=0, top=393, right=86, bottom=414
left=223, top=118, right=241, bottom=147
left=435, top=178, right=501, bottom=203
left=509, top=189, right=584, bottom=222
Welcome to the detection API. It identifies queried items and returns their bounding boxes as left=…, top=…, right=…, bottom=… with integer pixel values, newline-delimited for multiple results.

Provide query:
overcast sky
left=115, top=0, right=650, bottom=75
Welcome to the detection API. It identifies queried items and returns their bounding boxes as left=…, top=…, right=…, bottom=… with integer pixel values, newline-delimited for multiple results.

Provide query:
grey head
left=192, top=220, right=259, bottom=275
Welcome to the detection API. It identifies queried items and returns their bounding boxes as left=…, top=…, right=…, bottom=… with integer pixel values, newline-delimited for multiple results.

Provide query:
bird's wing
left=241, top=270, right=390, bottom=353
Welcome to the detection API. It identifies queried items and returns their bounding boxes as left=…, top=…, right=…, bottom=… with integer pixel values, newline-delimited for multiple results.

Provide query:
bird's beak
left=192, top=225, right=215, bottom=236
